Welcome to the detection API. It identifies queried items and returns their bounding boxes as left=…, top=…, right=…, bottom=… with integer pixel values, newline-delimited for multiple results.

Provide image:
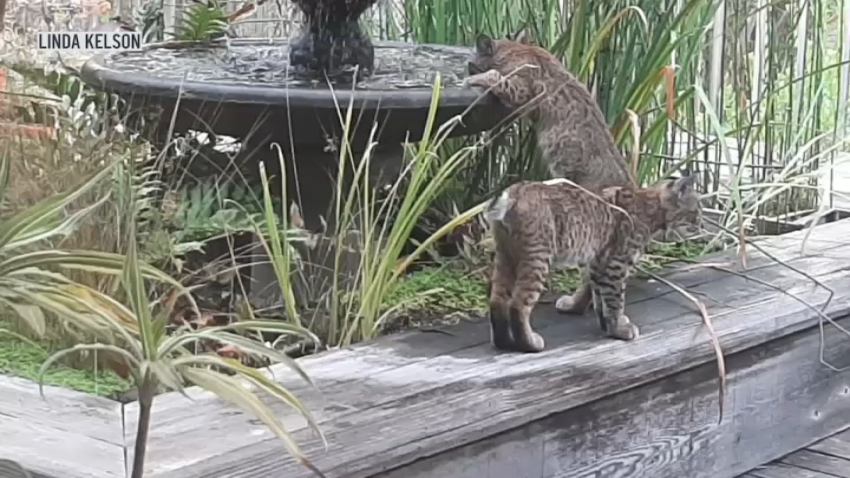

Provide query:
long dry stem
left=637, top=266, right=726, bottom=425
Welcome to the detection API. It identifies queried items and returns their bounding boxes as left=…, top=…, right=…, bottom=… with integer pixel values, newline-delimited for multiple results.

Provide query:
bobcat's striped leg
left=507, top=259, right=548, bottom=353
left=555, top=272, right=593, bottom=315
left=488, top=253, right=515, bottom=351
left=591, top=284, right=606, bottom=332
left=590, top=261, right=639, bottom=341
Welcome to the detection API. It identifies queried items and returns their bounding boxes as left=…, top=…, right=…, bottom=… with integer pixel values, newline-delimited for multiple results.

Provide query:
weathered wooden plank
left=164, top=253, right=850, bottom=477
left=0, top=375, right=123, bottom=445
left=136, top=242, right=807, bottom=474
left=0, top=375, right=125, bottom=478
left=365, top=317, right=850, bottom=478
left=780, top=449, right=850, bottom=477
left=138, top=219, right=850, bottom=476
left=809, top=427, right=850, bottom=461
left=747, top=463, right=839, bottom=478
left=0, top=459, right=39, bottom=478
left=134, top=254, right=827, bottom=477
left=0, top=414, right=125, bottom=478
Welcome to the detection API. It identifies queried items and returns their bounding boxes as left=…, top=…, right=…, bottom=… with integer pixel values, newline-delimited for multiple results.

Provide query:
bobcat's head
left=658, top=173, right=703, bottom=239
left=467, top=31, right=561, bottom=106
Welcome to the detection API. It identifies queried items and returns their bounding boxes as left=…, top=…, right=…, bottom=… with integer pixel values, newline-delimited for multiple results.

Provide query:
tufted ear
left=514, top=29, right=532, bottom=45
left=475, top=34, right=494, bottom=56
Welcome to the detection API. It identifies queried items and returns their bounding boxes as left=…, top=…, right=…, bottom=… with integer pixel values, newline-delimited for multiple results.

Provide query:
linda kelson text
left=38, top=32, right=142, bottom=51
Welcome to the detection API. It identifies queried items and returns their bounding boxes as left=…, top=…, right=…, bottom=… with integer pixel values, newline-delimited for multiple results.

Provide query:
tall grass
left=365, top=0, right=850, bottom=228
left=254, top=74, right=498, bottom=346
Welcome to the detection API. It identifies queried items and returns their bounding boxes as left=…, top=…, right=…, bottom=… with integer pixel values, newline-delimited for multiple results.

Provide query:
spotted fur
left=464, top=32, right=633, bottom=189
left=486, top=175, right=701, bottom=353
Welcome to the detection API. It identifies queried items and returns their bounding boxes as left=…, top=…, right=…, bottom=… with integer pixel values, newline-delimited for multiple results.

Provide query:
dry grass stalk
left=638, top=266, right=727, bottom=425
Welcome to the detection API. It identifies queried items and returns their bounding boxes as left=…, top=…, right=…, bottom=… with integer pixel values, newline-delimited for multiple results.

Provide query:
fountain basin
left=80, top=38, right=508, bottom=149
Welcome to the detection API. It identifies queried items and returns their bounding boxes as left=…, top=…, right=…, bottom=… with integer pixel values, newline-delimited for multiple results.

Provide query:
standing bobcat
left=486, top=175, right=701, bottom=353
left=464, top=32, right=633, bottom=189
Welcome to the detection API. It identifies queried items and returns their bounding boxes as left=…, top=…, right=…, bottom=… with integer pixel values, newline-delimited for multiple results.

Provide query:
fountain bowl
left=80, top=38, right=509, bottom=150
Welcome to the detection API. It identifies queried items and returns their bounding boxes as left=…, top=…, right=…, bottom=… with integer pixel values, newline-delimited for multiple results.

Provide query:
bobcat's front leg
left=463, top=70, right=517, bottom=107
left=590, top=260, right=639, bottom=341
left=463, top=69, right=502, bottom=91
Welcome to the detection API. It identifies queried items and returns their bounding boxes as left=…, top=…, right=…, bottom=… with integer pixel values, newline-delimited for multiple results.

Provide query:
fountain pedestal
left=288, top=0, right=379, bottom=76
left=80, top=38, right=509, bottom=315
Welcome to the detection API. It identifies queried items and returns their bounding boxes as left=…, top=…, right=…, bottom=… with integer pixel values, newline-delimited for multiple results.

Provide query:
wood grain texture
left=366, top=316, right=850, bottom=478
left=780, top=449, right=850, bottom=477
left=747, top=463, right=840, bottom=478
left=809, top=427, right=850, bottom=461
left=0, top=219, right=848, bottom=478
left=146, top=218, right=850, bottom=478
left=136, top=232, right=848, bottom=475
left=0, top=375, right=125, bottom=478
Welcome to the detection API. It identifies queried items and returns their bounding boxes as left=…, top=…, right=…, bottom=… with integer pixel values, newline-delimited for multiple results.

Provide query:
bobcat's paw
left=514, top=331, right=545, bottom=353
left=463, top=69, right=502, bottom=91
left=608, top=317, right=640, bottom=341
left=490, top=328, right=514, bottom=351
left=555, top=294, right=587, bottom=314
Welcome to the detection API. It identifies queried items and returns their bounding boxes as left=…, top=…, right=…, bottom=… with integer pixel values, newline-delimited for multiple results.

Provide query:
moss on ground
left=0, top=320, right=131, bottom=397
left=385, top=239, right=709, bottom=315
left=384, top=265, right=582, bottom=314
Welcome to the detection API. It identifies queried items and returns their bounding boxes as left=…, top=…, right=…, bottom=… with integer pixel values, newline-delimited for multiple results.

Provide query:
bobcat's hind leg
left=507, top=260, right=548, bottom=353
left=591, top=284, right=606, bottom=333
left=488, top=253, right=515, bottom=351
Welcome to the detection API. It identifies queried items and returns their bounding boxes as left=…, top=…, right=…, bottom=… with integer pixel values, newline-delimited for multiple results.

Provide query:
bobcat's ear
left=514, top=29, right=532, bottom=45
left=670, top=173, right=697, bottom=197
left=475, top=34, right=494, bottom=56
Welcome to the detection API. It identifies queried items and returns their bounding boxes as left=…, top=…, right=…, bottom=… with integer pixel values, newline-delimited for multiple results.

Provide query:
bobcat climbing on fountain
left=485, top=175, right=702, bottom=353
left=464, top=31, right=634, bottom=188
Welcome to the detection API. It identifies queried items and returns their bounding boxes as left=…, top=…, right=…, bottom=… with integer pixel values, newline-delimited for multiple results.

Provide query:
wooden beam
left=142, top=220, right=850, bottom=477
left=0, top=376, right=125, bottom=478
left=780, top=449, right=850, bottom=477
left=748, top=463, right=840, bottom=478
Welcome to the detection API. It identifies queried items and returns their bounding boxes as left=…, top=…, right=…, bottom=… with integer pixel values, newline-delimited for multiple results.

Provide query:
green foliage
left=7, top=156, right=328, bottom=477
left=391, top=0, right=848, bottom=228
left=7, top=64, right=124, bottom=137
left=390, top=0, right=720, bottom=220
left=174, top=0, right=230, bottom=42
left=0, top=320, right=130, bottom=396
left=381, top=265, right=580, bottom=315
left=382, top=266, right=488, bottom=313
left=167, top=181, right=280, bottom=242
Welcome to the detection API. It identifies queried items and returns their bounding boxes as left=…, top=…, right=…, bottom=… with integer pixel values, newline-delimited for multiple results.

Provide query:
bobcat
left=485, top=175, right=701, bottom=353
left=465, top=31, right=640, bottom=324
left=463, top=31, right=633, bottom=189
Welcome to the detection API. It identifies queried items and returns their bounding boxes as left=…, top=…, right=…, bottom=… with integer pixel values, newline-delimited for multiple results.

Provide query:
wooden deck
left=2, top=218, right=850, bottom=478
left=739, top=428, right=850, bottom=477
left=0, top=375, right=124, bottom=478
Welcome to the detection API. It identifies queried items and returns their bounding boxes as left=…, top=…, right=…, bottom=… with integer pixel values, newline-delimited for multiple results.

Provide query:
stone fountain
left=79, top=0, right=507, bottom=309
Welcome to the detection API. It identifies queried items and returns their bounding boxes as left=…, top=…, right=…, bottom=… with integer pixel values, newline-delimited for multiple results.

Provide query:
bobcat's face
left=467, top=33, right=552, bottom=105
left=660, top=174, right=703, bottom=239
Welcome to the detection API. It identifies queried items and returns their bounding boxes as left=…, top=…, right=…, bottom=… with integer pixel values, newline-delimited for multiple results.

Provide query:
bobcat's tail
left=484, top=187, right=513, bottom=225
